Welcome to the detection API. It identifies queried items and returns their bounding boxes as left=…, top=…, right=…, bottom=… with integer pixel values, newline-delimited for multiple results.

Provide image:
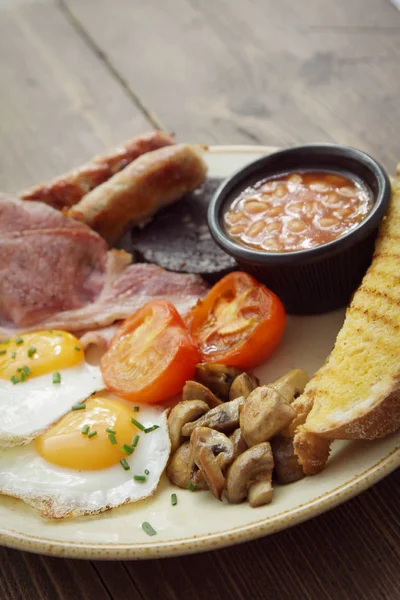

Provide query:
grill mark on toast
left=347, top=305, right=399, bottom=329
left=372, top=251, right=400, bottom=261
left=367, top=268, right=400, bottom=289
left=357, top=286, right=400, bottom=307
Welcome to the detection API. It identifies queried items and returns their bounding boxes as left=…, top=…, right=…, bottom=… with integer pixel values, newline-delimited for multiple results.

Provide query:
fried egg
left=0, top=393, right=170, bottom=518
left=0, top=330, right=103, bottom=447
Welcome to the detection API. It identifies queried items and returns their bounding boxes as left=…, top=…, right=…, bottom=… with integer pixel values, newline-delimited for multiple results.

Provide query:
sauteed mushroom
left=195, top=363, right=243, bottom=400
left=182, top=381, right=222, bottom=408
left=240, top=386, right=296, bottom=447
left=229, top=372, right=259, bottom=400
left=166, top=442, right=208, bottom=490
left=189, top=427, right=234, bottom=499
left=225, top=442, right=274, bottom=504
left=271, top=435, right=304, bottom=484
left=247, top=472, right=273, bottom=507
left=182, top=397, right=245, bottom=437
left=168, top=400, right=209, bottom=453
left=229, top=428, right=248, bottom=459
left=270, top=369, right=309, bottom=404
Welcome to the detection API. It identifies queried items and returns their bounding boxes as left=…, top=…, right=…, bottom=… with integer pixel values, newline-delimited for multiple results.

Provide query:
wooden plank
left=288, top=0, right=400, bottom=28
left=63, top=0, right=400, bottom=170
left=0, top=0, right=151, bottom=193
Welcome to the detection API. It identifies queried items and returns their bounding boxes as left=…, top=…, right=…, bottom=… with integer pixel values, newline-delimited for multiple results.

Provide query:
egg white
left=0, top=403, right=170, bottom=518
left=0, top=363, right=104, bottom=447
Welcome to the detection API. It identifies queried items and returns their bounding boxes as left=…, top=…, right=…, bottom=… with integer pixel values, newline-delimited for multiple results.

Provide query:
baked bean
left=262, top=238, right=279, bottom=251
left=265, top=221, right=281, bottom=233
left=246, top=220, right=265, bottom=238
left=244, top=200, right=269, bottom=214
left=267, top=206, right=284, bottom=217
left=287, top=219, right=307, bottom=233
left=287, top=202, right=303, bottom=215
left=261, top=182, right=276, bottom=193
left=229, top=223, right=247, bottom=236
left=274, top=184, right=287, bottom=198
left=325, top=174, right=349, bottom=186
left=339, top=186, right=355, bottom=197
left=335, top=207, right=353, bottom=218
left=224, top=170, right=372, bottom=253
left=310, top=182, right=330, bottom=192
left=288, top=174, right=303, bottom=184
left=318, top=217, right=339, bottom=228
left=226, top=211, right=244, bottom=224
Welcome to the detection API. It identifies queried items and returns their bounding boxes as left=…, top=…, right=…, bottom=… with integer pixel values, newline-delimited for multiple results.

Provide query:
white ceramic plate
left=0, top=146, right=399, bottom=560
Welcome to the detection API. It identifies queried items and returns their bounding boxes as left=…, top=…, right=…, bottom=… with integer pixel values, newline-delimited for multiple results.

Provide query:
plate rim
left=1, top=444, right=398, bottom=559
left=1, top=144, right=399, bottom=560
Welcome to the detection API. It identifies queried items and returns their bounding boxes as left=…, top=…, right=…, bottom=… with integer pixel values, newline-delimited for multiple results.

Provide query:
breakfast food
left=0, top=131, right=398, bottom=526
left=129, top=177, right=236, bottom=281
left=293, top=172, right=400, bottom=473
left=0, top=393, right=170, bottom=518
left=167, top=367, right=309, bottom=507
left=185, top=272, right=286, bottom=369
left=0, top=330, right=103, bottom=447
left=0, top=195, right=208, bottom=337
left=224, top=171, right=372, bottom=253
left=101, top=300, right=200, bottom=403
left=20, top=131, right=175, bottom=210
left=69, top=144, right=208, bottom=243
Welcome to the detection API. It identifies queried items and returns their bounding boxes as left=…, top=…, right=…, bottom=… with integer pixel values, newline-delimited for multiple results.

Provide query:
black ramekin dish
left=208, top=144, right=391, bottom=314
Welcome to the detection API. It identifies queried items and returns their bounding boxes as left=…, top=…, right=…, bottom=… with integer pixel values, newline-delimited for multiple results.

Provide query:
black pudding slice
left=129, top=178, right=237, bottom=282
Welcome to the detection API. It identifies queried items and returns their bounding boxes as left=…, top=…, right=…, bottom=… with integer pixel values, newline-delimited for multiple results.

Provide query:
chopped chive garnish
left=133, top=406, right=140, bottom=412
left=0, top=350, right=6, bottom=356
left=22, top=365, right=31, bottom=375
left=71, top=402, right=86, bottom=411
left=133, top=474, right=146, bottom=482
left=46, top=330, right=53, bottom=333
left=106, top=427, right=116, bottom=434
left=121, top=443, right=134, bottom=455
left=131, top=434, right=140, bottom=447
left=17, top=368, right=22, bottom=372
left=120, top=458, right=130, bottom=471
left=52, top=372, right=61, bottom=384
left=81, top=424, right=90, bottom=435
left=108, top=433, right=117, bottom=445
left=87, top=430, right=97, bottom=439
left=27, top=346, right=36, bottom=358
left=144, top=425, right=160, bottom=434
left=144, top=469, right=150, bottom=475
left=11, top=352, right=16, bottom=359
left=10, top=375, right=19, bottom=385
left=188, top=481, right=197, bottom=492
left=171, top=493, right=178, bottom=506
left=20, top=371, right=27, bottom=382
left=0, top=339, right=9, bottom=345
left=142, top=522, right=156, bottom=536
left=74, top=346, right=81, bottom=351
left=15, top=337, right=23, bottom=345
left=131, top=417, right=145, bottom=431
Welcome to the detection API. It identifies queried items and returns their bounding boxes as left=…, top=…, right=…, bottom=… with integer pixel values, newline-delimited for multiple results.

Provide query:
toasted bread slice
left=295, top=172, right=400, bottom=446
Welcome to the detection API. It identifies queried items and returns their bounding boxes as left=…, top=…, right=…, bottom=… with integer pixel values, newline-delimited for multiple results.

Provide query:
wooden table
left=0, top=0, right=399, bottom=598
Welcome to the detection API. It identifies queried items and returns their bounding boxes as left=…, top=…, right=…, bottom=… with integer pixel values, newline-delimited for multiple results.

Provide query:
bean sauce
left=224, top=171, right=373, bottom=253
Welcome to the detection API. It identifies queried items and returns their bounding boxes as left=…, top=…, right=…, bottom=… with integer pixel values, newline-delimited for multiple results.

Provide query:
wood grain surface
left=0, top=0, right=399, bottom=599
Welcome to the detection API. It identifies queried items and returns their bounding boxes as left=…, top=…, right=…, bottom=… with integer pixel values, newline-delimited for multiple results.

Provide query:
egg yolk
left=36, top=396, right=138, bottom=470
left=0, top=330, right=83, bottom=380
